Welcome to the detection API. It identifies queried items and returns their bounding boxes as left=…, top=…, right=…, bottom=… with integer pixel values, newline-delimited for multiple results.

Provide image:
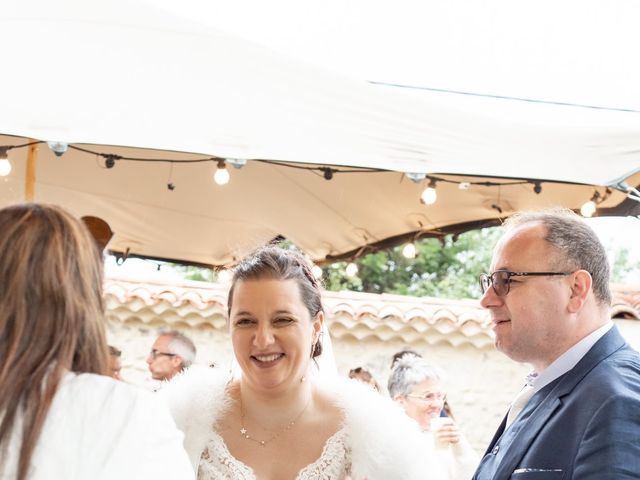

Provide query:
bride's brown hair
left=0, top=204, right=109, bottom=480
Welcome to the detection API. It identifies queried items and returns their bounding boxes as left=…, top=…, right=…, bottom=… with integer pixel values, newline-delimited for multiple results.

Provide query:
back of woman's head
left=0, top=203, right=108, bottom=479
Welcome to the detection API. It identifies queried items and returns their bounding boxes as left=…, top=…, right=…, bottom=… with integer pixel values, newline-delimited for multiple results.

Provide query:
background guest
left=348, top=366, right=380, bottom=391
left=147, top=330, right=196, bottom=381
left=389, top=355, right=478, bottom=480
left=108, top=345, right=123, bottom=380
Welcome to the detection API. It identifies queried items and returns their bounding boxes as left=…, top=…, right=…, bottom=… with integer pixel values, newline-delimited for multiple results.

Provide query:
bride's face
left=229, top=278, right=322, bottom=392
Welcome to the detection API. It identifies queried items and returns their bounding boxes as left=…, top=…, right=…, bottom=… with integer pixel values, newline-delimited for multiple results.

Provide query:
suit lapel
left=492, top=326, right=627, bottom=479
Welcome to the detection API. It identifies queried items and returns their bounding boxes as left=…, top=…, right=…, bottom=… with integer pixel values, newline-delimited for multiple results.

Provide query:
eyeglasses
left=479, top=270, right=572, bottom=297
left=406, top=392, right=446, bottom=403
left=148, top=349, right=177, bottom=360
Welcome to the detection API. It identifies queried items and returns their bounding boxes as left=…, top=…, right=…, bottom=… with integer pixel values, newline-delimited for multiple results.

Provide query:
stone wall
left=105, top=276, right=640, bottom=452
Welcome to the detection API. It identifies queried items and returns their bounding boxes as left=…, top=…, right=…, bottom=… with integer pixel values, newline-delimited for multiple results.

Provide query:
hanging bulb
left=345, top=262, right=358, bottom=277
left=311, top=265, right=323, bottom=279
left=402, top=242, right=417, bottom=259
left=580, top=200, right=596, bottom=218
left=0, top=159, right=11, bottom=176
left=214, top=159, right=230, bottom=185
left=217, top=269, right=231, bottom=283
left=421, top=179, right=438, bottom=205
left=458, top=182, right=470, bottom=190
left=0, top=148, right=10, bottom=176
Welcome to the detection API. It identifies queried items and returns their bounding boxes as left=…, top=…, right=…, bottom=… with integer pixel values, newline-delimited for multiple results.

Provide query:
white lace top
left=197, top=428, right=351, bottom=480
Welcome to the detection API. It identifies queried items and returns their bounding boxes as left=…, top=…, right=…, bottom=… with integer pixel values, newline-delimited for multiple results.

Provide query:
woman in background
left=165, top=246, right=436, bottom=479
left=388, top=355, right=479, bottom=480
left=348, top=367, right=380, bottom=392
left=0, top=203, right=191, bottom=480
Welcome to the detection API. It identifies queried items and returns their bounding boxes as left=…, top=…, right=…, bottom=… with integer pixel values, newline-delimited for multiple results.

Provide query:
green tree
left=322, top=228, right=501, bottom=299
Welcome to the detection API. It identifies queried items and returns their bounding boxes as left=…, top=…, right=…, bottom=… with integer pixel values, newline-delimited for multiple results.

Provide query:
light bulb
left=402, top=242, right=417, bottom=259
left=217, top=269, right=231, bottom=283
left=0, top=159, right=11, bottom=176
left=580, top=200, right=596, bottom=218
left=214, top=162, right=230, bottom=185
left=421, top=186, right=437, bottom=205
left=311, top=265, right=323, bottom=279
left=458, top=182, right=470, bottom=190
left=345, top=262, right=358, bottom=277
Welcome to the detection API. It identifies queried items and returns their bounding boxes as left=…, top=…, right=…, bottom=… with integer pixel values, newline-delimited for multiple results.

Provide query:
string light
left=402, top=242, right=417, bottom=259
left=580, top=200, right=596, bottom=218
left=345, top=262, right=358, bottom=277
left=0, top=147, right=11, bottom=176
left=405, top=172, right=427, bottom=183
left=47, top=141, right=68, bottom=157
left=311, top=265, right=323, bottom=279
left=217, top=269, right=232, bottom=283
left=458, top=182, right=470, bottom=190
left=420, top=178, right=438, bottom=205
left=214, top=159, right=230, bottom=185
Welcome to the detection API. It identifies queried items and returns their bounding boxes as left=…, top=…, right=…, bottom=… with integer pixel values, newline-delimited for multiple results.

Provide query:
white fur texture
left=162, top=366, right=442, bottom=479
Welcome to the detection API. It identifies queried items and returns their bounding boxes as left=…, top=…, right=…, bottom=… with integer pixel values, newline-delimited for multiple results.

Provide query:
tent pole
left=25, top=141, right=38, bottom=201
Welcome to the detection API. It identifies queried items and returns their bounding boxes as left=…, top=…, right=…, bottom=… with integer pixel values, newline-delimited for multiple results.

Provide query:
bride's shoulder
left=161, top=366, right=233, bottom=426
left=317, top=376, right=433, bottom=480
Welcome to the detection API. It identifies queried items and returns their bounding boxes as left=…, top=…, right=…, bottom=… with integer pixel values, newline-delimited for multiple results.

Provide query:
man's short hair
left=503, top=208, right=611, bottom=306
left=159, top=330, right=196, bottom=368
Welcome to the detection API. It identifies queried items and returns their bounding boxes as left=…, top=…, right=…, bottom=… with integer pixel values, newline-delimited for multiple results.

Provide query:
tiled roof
left=104, top=277, right=639, bottom=350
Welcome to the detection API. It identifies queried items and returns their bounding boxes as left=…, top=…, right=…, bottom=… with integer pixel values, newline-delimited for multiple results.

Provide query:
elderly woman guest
left=0, top=204, right=192, bottom=480
left=165, top=246, right=437, bottom=479
left=389, top=356, right=479, bottom=480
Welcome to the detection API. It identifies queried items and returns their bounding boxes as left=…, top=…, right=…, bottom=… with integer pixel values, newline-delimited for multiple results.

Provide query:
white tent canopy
left=1, top=0, right=639, bottom=266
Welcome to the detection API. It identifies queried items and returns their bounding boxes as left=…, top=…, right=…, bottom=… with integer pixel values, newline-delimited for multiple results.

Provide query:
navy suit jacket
left=472, top=326, right=640, bottom=480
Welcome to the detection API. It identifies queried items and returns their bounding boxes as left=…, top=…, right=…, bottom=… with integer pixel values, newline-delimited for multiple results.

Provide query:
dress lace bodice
left=197, top=428, right=351, bottom=480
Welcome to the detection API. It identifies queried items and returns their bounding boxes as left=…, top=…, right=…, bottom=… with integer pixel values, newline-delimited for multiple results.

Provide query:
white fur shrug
left=161, top=366, right=442, bottom=480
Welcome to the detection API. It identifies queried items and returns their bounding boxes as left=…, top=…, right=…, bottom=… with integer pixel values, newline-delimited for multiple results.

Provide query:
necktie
left=506, top=385, right=536, bottom=427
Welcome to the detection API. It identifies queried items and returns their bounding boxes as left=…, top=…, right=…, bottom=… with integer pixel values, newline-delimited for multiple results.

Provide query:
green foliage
left=321, top=228, right=502, bottom=299
left=172, top=264, right=215, bottom=282
left=611, top=247, right=640, bottom=283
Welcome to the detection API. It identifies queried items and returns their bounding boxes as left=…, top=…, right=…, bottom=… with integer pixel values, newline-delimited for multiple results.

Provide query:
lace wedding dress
left=197, top=429, right=352, bottom=479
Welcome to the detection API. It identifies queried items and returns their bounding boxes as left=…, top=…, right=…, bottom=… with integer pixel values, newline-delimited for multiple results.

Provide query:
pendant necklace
left=239, top=391, right=312, bottom=447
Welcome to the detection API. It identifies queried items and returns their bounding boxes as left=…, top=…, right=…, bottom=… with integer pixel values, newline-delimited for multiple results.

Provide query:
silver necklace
left=239, top=392, right=312, bottom=447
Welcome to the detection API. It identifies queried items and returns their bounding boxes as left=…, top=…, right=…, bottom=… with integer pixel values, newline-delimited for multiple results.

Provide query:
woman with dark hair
left=165, top=246, right=435, bottom=479
left=0, top=203, right=191, bottom=480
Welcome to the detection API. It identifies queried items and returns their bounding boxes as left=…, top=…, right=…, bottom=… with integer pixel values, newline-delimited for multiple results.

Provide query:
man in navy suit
left=473, top=208, right=640, bottom=479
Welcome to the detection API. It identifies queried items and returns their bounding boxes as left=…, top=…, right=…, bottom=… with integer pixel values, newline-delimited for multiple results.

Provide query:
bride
left=164, top=246, right=439, bottom=479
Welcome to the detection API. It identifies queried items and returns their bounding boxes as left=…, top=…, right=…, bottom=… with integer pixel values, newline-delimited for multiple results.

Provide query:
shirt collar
left=529, top=322, right=613, bottom=392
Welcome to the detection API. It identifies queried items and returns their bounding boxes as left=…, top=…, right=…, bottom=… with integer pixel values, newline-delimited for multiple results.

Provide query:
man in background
left=147, top=330, right=196, bottom=381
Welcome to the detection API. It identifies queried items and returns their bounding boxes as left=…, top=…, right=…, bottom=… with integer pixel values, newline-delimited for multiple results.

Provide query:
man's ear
left=568, top=270, right=592, bottom=313
left=172, top=355, right=184, bottom=369
left=393, top=394, right=407, bottom=406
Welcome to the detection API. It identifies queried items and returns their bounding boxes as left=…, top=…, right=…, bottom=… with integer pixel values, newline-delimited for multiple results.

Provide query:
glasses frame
left=479, top=270, right=572, bottom=297
left=148, top=349, right=177, bottom=360
left=405, top=392, right=447, bottom=403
